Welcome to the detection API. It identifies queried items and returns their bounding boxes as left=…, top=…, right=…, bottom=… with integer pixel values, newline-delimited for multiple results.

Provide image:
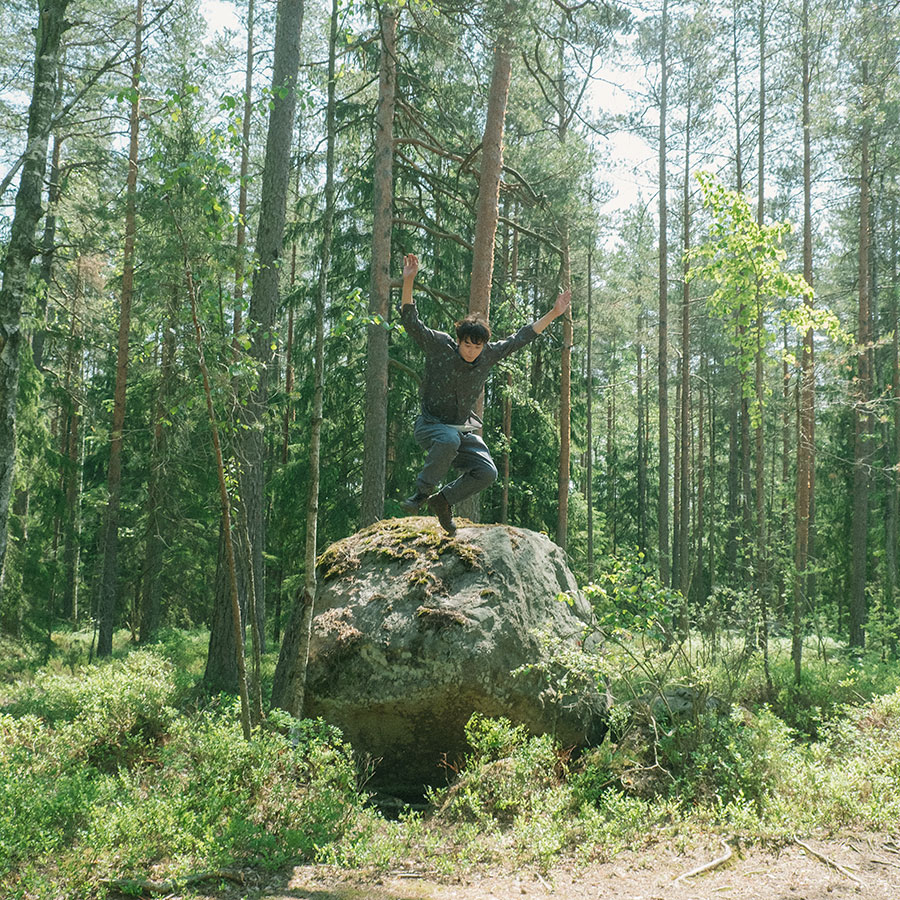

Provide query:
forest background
left=1, top=0, right=898, bottom=679
left=3, top=0, right=900, bottom=895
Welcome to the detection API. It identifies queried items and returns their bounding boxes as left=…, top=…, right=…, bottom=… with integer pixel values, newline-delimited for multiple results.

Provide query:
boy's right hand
left=403, top=253, right=419, bottom=280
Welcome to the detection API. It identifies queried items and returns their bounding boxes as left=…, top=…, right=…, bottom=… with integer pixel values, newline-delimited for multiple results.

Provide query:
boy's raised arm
left=532, top=288, right=571, bottom=335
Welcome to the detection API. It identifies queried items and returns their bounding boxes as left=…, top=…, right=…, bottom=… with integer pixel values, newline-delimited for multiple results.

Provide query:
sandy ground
left=192, top=834, right=900, bottom=900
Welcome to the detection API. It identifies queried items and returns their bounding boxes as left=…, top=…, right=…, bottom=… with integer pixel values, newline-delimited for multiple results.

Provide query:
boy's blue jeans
left=413, top=415, right=498, bottom=506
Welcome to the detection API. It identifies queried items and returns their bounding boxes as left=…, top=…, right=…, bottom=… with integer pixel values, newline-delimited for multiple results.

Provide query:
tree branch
left=498, top=215, right=563, bottom=256
left=393, top=217, right=473, bottom=251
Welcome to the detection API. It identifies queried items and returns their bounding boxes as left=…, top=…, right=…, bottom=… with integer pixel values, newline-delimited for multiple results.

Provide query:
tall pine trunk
left=794, top=0, right=815, bottom=680
left=754, top=0, right=771, bottom=692
left=33, top=132, right=63, bottom=372
left=658, top=0, right=670, bottom=586
left=205, top=0, right=304, bottom=690
left=886, top=201, right=899, bottom=640
left=586, top=216, right=594, bottom=580
left=457, top=34, right=512, bottom=524
left=233, top=0, right=254, bottom=338
left=271, top=0, right=335, bottom=717
left=469, top=42, right=511, bottom=321
left=679, top=92, right=692, bottom=606
left=637, top=315, right=648, bottom=557
left=97, top=0, right=142, bottom=655
left=850, top=92, right=871, bottom=650
left=361, top=4, right=397, bottom=527
left=0, top=0, right=69, bottom=591
left=61, top=268, right=84, bottom=622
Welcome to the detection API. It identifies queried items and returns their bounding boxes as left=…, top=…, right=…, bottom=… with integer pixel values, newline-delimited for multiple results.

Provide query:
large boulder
left=305, top=517, right=606, bottom=791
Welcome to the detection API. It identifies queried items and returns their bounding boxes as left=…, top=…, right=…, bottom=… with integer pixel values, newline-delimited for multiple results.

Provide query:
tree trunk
left=886, top=200, right=899, bottom=644
left=97, top=0, right=141, bottom=656
left=557, top=243, right=572, bottom=549
left=270, top=0, right=334, bottom=717
left=33, top=131, right=63, bottom=372
left=457, top=35, right=512, bottom=524
left=139, top=284, right=178, bottom=643
left=61, top=268, right=84, bottom=623
left=206, top=0, right=304, bottom=687
left=500, top=209, right=518, bottom=526
left=732, top=0, right=744, bottom=191
left=0, top=0, right=69, bottom=591
left=726, top=380, right=739, bottom=576
left=658, top=0, right=670, bottom=586
left=555, top=19, right=573, bottom=550
left=469, top=42, right=511, bottom=320
left=586, top=214, right=594, bottom=580
left=673, top=375, right=681, bottom=587
left=239, top=0, right=304, bottom=644
left=757, top=0, right=765, bottom=226
left=850, top=96, right=871, bottom=650
left=754, top=0, right=770, bottom=678
left=695, top=350, right=706, bottom=599
left=361, top=4, right=397, bottom=527
left=233, top=0, right=254, bottom=339
left=679, top=95, right=692, bottom=605
left=178, top=220, right=252, bottom=740
left=793, top=0, right=815, bottom=681
left=637, top=315, right=647, bottom=557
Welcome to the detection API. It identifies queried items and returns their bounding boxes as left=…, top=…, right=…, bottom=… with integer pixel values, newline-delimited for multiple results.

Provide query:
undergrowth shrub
left=798, top=687, right=900, bottom=829
left=0, top=650, right=364, bottom=898
left=660, top=706, right=798, bottom=812
left=431, top=714, right=561, bottom=824
left=77, top=711, right=361, bottom=880
left=0, top=714, right=99, bottom=875
left=6, top=650, right=178, bottom=770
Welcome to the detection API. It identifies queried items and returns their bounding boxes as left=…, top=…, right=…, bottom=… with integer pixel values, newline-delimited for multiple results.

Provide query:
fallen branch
left=674, top=839, right=733, bottom=883
left=100, top=870, right=244, bottom=896
left=793, top=837, right=863, bottom=885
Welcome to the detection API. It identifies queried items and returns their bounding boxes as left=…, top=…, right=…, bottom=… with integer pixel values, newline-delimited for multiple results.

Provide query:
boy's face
left=459, top=336, right=485, bottom=362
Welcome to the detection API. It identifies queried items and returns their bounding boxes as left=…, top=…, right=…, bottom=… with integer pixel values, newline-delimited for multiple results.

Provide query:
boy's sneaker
left=428, top=492, right=457, bottom=536
left=400, top=491, right=430, bottom=514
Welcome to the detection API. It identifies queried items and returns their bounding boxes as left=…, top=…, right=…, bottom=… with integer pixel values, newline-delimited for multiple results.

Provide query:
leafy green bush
left=797, top=687, right=900, bottom=829
left=584, top=553, right=679, bottom=638
left=78, top=711, right=361, bottom=878
left=661, top=706, right=799, bottom=812
left=431, top=714, right=562, bottom=824
left=5, top=650, right=178, bottom=768
left=0, top=649, right=364, bottom=898
left=0, top=715, right=100, bottom=875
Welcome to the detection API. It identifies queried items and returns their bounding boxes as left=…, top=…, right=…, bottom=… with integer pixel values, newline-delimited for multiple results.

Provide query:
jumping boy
left=398, top=252, right=571, bottom=534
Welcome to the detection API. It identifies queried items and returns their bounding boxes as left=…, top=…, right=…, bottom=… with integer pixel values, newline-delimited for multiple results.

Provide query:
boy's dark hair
left=455, top=313, right=491, bottom=344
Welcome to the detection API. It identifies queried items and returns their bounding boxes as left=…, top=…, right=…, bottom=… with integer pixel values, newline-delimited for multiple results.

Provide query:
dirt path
left=207, top=835, right=900, bottom=900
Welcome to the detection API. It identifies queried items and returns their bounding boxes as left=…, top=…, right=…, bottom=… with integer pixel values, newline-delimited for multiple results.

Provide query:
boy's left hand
left=554, top=289, right=571, bottom=317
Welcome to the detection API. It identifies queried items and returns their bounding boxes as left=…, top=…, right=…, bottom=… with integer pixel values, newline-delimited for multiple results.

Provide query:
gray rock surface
left=305, top=517, right=606, bottom=790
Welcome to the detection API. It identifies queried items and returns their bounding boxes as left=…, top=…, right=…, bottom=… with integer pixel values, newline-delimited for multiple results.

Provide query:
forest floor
left=188, top=833, right=900, bottom=900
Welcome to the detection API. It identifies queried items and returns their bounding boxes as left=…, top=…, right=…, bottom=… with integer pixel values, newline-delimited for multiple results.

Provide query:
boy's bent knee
left=475, top=462, right=498, bottom=487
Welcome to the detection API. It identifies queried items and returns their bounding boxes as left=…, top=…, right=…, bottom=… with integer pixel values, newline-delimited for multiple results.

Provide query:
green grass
left=0, top=634, right=362, bottom=898
left=1, top=626, right=899, bottom=895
